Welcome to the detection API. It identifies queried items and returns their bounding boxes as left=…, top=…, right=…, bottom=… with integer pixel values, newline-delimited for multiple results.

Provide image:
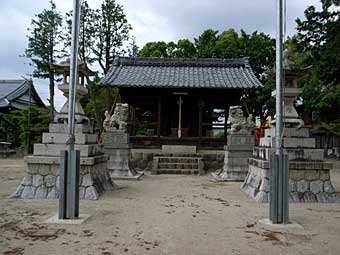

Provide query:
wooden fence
left=311, top=132, right=340, bottom=149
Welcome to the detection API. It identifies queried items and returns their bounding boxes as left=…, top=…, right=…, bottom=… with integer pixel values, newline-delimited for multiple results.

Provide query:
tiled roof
left=0, top=80, right=45, bottom=109
left=100, top=57, right=263, bottom=89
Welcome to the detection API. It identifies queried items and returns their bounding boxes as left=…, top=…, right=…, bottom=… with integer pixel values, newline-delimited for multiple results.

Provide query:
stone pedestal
left=213, top=135, right=254, bottom=181
left=103, top=131, right=143, bottom=180
left=11, top=123, right=114, bottom=200
left=241, top=127, right=340, bottom=203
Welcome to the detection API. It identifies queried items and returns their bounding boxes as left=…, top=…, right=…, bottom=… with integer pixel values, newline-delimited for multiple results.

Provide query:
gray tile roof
left=100, top=57, right=263, bottom=89
left=0, top=79, right=45, bottom=109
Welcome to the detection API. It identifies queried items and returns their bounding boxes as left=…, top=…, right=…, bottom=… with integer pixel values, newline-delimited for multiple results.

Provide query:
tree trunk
left=48, top=70, right=55, bottom=121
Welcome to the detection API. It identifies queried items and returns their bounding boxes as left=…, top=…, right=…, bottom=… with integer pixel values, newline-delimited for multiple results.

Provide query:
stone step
left=154, top=153, right=201, bottom=157
left=158, top=157, right=200, bottom=164
left=156, top=169, right=199, bottom=175
left=158, top=163, right=199, bottom=170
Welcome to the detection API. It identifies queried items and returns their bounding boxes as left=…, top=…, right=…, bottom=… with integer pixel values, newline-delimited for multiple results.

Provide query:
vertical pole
left=178, top=96, right=182, bottom=139
left=275, top=0, right=283, bottom=157
left=68, top=0, right=81, bottom=152
left=27, top=80, right=32, bottom=154
left=64, top=0, right=81, bottom=219
left=59, top=150, right=68, bottom=219
left=157, top=96, right=162, bottom=138
left=270, top=0, right=289, bottom=224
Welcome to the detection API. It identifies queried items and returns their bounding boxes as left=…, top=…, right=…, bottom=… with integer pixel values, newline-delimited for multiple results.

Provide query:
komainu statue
left=228, top=106, right=255, bottom=135
left=103, top=103, right=129, bottom=132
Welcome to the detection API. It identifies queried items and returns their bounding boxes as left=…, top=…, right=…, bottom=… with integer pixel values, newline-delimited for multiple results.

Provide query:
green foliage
left=24, top=0, right=63, bottom=117
left=215, top=29, right=240, bottom=58
left=138, top=41, right=170, bottom=57
left=295, top=1, right=340, bottom=122
left=64, top=0, right=96, bottom=64
left=194, top=29, right=219, bottom=58
left=92, top=0, right=132, bottom=73
left=3, top=107, right=50, bottom=150
left=174, top=39, right=196, bottom=58
left=214, top=131, right=225, bottom=138
left=25, top=1, right=63, bottom=79
left=313, top=119, right=340, bottom=137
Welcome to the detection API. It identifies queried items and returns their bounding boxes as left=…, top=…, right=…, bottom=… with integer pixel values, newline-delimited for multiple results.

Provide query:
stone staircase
left=152, top=154, right=204, bottom=175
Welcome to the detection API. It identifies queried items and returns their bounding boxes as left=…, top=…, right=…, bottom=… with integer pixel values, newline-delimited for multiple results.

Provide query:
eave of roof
left=0, top=79, right=45, bottom=109
left=100, top=57, right=263, bottom=90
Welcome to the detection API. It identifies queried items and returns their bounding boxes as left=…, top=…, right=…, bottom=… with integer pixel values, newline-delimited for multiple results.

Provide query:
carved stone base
left=212, top=135, right=254, bottom=181
left=103, top=132, right=143, bottom=180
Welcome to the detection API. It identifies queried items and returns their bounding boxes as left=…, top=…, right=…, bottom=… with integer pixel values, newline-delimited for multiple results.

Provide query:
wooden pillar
left=157, top=96, right=162, bottom=138
left=198, top=97, right=204, bottom=146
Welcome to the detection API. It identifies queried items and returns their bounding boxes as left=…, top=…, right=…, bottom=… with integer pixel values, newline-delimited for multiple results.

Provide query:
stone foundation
left=241, top=127, right=340, bottom=203
left=241, top=159, right=339, bottom=203
left=11, top=124, right=114, bottom=200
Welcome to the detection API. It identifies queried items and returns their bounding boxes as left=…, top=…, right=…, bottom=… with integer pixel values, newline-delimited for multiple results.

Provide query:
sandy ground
left=1, top=159, right=340, bottom=255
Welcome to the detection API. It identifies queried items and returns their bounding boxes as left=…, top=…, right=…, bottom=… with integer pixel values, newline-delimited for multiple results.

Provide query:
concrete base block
left=46, top=213, right=91, bottom=225
left=258, top=219, right=305, bottom=233
left=212, top=169, right=247, bottom=181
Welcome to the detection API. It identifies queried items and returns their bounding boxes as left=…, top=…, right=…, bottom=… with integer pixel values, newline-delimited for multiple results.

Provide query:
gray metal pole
left=67, top=0, right=81, bottom=151
left=275, top=0, right=283, bottom=157
left=66, top=0, right=81, bottom=219
left=270, top=0, right=289, bottom=224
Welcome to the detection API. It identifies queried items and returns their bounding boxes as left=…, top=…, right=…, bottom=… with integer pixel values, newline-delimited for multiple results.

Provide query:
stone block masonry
left=241, top=127, right=340, bottom=203
left=11, top=124, right=114, bottom=200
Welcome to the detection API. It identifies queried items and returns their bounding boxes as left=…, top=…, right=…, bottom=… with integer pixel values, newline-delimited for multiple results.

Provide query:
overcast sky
left=0, top=0, right=321, bottom=110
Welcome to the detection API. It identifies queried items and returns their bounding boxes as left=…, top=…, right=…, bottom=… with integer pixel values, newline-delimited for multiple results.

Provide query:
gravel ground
left=1, top=158, right=340, bottom=255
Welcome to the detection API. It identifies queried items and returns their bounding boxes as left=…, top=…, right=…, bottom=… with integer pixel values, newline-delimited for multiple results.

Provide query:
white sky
left=0, top=0, right=321, bottom=110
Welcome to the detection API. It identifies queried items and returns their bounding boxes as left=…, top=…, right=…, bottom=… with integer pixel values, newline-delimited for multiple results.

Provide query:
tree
left=215, top=29, right=240, bottom=58
left=295, top=1, right=340, bottom=122
left=194, top=29, right=218, bottom=58
left=91, top=0, right=131, bottom=110
left=127, top=36, right=139, bottom=57
left=173, top=39, right=196, bottom=58
left=65, top=0, right=101, bottom=126
left=92, top=0, right=131, bottom=74
left=4, top=107, right=50, bottom=151
left=64, top=0, right=96, bottom=64
left=24, top=0, right=63, bottom=120
left=138, top=41, right=170, bottom=57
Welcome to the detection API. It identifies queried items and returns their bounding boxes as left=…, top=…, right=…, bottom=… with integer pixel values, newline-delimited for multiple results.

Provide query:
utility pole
left=269, top=0, right=289, bottom=224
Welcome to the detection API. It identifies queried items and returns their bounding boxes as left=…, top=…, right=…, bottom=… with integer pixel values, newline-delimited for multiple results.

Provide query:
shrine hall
left=100, top=57, right=262, bottom=149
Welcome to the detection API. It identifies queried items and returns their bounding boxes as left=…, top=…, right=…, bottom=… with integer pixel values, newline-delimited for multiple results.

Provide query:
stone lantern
left=271, top=49, right=311, bottom=128
left=51, top=59, right=96, bottom=124
left=11, top=59, right=114, bottom=200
